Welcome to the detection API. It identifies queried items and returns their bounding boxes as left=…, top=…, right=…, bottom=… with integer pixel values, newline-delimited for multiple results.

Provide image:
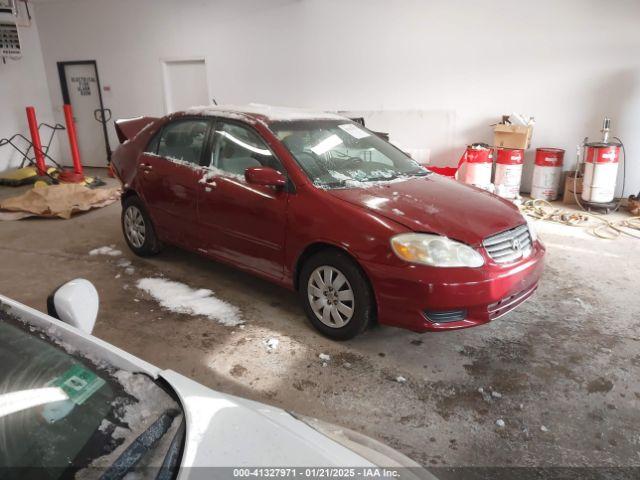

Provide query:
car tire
left=299, top=250, right=374, bottom=340
left=121, top=195, right=162, bottom=257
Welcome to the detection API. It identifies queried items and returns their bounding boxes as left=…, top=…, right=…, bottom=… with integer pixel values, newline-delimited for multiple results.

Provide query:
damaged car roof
left=184, top=103, right=347, bottom=124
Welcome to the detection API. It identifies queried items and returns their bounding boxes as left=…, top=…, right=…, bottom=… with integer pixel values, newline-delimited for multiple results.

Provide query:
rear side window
left=157, top=119, right=210, bottom=166
left=144, top=131, right=161, bottom=154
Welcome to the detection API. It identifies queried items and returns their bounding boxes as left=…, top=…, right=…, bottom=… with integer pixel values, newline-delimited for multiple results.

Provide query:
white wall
left=35, top=0, right=640, bottom=195
left=0, top=2, right=58, bottom=172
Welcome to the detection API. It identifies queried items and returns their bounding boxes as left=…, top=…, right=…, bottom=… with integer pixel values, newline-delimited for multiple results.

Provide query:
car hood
left=1, top=294, right=423, bottom=473
left=160, top=370, right=381, bottom=472
left=326, top=175, right=525, bottom=245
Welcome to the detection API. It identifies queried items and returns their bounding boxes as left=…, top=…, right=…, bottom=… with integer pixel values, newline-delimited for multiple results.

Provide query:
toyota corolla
left=112, top=105, right=545, bottom=340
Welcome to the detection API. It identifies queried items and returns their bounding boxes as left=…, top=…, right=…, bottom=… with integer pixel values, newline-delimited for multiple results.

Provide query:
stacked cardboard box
left=562, top=172, right=583, bottom=205
left=493, top=124, right=533, bottom=150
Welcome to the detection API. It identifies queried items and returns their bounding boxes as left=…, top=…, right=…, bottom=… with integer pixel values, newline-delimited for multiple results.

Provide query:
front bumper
left=361, top=241, right=545, bottom=332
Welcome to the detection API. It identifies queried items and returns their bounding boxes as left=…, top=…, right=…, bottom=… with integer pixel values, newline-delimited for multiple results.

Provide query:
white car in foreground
left=0, top=279, right=433, bottom=480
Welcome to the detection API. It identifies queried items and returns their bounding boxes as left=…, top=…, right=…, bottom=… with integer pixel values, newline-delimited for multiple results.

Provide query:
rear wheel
left=121, top=195, right=162, bottom=257
left=299, top=250, right=374, bottom=340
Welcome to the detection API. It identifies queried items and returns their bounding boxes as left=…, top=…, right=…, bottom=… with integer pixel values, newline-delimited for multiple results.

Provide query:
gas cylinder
left=494, top=147, right=524, bottom=199
left=531, top=148, right=565, bottom=201
left=582, top=142, right=620, bottom=203
left=460, top=144, right=493, bottom=189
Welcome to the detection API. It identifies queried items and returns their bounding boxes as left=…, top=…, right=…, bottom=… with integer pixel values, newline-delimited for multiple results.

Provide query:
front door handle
left=139, top=163, right=153, bottom=173
left=201, top=177, right=217, bottom=192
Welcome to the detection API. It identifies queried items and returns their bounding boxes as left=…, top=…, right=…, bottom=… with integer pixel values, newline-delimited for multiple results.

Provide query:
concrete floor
left=1, top=169, right=640, bottom=473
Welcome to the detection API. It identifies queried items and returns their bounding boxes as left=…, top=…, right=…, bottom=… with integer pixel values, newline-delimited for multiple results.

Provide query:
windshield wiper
left=100, top=409, right=180, bottom=480
left=363, top=174, right=399, bottom=182
left=320, top=179, right=348, bottom=188
left=157, top=417, right=185, bottom=480
left=403, top=169, right=430, bottom=177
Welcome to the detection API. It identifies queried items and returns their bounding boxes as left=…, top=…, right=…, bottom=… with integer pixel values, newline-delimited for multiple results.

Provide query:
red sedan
left=112, top=105, right=545, bottom=340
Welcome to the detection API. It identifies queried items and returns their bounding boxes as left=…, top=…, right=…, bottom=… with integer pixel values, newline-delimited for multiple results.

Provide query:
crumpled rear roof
left=185, top=103, right=347, bottom=124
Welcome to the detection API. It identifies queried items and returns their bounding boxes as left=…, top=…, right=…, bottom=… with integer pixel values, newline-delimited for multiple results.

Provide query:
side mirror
left=47, top=279, right=99, bottom=335
left=245, top=167, right=286, bottom=188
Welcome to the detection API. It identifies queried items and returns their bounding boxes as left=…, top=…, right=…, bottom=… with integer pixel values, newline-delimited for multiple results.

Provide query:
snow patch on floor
left=264, top=337, right=279, bottom=352
left=115, top=258, right=132, bottom=268
left=89, top=245, right=122, bottom=256
left=136, top=277, right=242, bottom=326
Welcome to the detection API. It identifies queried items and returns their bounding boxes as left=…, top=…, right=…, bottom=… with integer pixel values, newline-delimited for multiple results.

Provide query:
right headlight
left=291, top=413, right=426, bottom=472
left=390, top=233, right=484, bottom=268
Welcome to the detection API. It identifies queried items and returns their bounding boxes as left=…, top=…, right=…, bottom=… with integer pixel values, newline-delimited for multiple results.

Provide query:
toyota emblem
left=511, top=238, right=521, bottom=251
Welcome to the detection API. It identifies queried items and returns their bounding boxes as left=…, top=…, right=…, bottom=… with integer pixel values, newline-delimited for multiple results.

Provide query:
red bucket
left=464, top=146, right=493, bottom=164
left=532, top=148, right=564, bottom=200
left=496, top=147, right=524, bottom=165
left=585, top=144, right=620, bottom=164
left=427, top=166, right=458, bottom=178
left=494, top=148, right=524, bottom=199
left=427, top=143, right=492, bottom=181
left=535, top=148, right=565, bottom=167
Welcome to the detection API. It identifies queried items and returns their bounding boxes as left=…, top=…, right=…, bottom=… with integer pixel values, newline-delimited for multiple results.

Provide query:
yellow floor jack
left=0, top=167, right=105, bottom=189
left=0, top=108, right=104, bottom=189
left=0, top=122, right=62, bottom=186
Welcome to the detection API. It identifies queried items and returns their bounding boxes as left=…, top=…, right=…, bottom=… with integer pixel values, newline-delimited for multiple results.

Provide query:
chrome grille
left=483, top=224, right=532, bottom=264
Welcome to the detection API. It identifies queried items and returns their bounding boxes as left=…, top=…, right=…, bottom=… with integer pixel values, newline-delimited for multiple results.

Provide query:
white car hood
left=160, top=370, right=374, bottom=472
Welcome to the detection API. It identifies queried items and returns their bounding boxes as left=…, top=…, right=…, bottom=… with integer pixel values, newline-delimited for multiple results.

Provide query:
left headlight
left=390, top=233, right=484, bottom=268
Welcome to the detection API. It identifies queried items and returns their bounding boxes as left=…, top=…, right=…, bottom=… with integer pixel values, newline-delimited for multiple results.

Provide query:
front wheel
left=121, top=195, right=162, bottom=257
left=299, top=250, right=374, bottom=340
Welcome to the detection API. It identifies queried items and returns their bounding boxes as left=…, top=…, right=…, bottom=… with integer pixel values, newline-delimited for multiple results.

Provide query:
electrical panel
left=0, top=21, right=20, bottom=58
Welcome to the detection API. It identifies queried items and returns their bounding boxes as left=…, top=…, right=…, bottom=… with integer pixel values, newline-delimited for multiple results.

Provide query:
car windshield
left=270, top=120, right=429, bottom=188
left=0, top=305, right=184, bottom=480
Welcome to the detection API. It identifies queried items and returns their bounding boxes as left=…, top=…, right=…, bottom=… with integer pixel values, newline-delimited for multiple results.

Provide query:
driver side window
left=210, top=122, right=282, bottom=177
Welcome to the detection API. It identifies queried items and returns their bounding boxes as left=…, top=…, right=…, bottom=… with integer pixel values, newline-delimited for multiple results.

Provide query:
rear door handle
left=139, top=163, right=153, bottom=172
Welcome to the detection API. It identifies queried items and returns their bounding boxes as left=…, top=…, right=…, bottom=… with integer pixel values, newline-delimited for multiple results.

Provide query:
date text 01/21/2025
left=232, top=468, right=402, bottom=478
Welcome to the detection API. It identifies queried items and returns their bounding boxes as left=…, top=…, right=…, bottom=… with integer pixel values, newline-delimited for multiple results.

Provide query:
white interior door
left=162, top=59, right=209, bottom=113
left=63, top=63, right=107, bottom=167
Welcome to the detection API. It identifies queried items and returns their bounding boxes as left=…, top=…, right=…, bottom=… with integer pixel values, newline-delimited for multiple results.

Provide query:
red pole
left=63, top=104, right=83, bottom=175
left=26, top=106, right=46, bottom=176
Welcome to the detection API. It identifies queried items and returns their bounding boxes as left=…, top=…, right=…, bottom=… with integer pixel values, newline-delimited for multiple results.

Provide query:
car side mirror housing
left=47, top=279, right=99, bottom=335
left=245, top=167, right=286, bottom=188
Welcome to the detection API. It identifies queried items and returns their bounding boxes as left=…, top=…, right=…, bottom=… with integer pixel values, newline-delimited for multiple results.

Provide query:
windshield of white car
left=271, top=120, right=430, bottom=189
left=0, top=307, right=184, bottom=480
